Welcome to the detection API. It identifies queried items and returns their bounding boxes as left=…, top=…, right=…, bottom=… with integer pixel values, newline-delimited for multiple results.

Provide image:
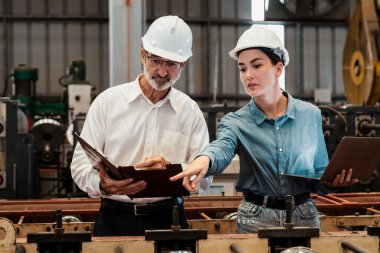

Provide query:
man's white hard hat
left=229, top=25, right=289, bottom=66
left=142, top=15, right=192, bottom=63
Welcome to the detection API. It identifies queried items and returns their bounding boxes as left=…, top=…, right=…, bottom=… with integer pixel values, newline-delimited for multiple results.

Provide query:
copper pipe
left=199, top=212, right=212, bottom=220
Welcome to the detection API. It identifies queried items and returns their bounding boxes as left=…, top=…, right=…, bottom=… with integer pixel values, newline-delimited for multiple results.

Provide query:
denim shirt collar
left=250, top=91, right=296, bottom=125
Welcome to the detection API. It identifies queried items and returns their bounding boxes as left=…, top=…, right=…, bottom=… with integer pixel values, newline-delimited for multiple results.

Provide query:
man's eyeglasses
left=145, top=53, right=181, bottom=70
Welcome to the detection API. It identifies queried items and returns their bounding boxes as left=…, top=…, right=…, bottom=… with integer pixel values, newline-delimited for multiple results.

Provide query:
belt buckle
left=134, top=203, right=149, bottom=216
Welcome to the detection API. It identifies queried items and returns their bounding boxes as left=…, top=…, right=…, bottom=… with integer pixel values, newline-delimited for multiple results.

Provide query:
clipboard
left=74, top=133, right=190, bottom=198
left=285, top=136, right=380, bottom=181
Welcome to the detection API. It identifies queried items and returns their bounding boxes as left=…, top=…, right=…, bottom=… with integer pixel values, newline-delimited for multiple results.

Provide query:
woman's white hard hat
left=142, top=15, right=192, bottom=63
left=229, top=25, right=289, bottom=66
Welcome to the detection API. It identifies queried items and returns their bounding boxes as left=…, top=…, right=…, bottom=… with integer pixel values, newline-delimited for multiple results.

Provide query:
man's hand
left=134, top=154, right=169, bottom=170
left=321, top=168, right=359, bottom=189
left=170, top=155, right=210, bottom=193
left=99, top=163, right=147, bottom=195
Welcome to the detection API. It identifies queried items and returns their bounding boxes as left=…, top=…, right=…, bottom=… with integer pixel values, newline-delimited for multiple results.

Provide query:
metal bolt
left=171, top=205, right=181, bottom=231
left=114, top=246, right=123, bottom=253
left=54, top=209, right=64, bottom=234
left=15, top=245, right=26, bottom=253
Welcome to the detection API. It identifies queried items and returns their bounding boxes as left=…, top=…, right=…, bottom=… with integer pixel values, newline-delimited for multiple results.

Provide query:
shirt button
left=280, top=172, right=284, bottom=176
left=279, top=148, right=283, bottom=152
left=276, top=126, right=279, bottom=130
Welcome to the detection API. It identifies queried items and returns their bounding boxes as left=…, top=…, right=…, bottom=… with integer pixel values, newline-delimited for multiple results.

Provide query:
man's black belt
left=100, top=197, right=181, bottom=216
left=244, top=192, right=311, bottom=210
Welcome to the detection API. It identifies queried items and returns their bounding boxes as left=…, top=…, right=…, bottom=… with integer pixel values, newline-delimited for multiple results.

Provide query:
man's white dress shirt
left=71, top=75, right=211, bottom=203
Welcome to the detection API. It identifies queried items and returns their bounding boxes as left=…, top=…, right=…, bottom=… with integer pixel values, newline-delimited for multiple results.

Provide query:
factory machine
left=342, top=0, right=380, bottom=105
left=0, top=98, right=34, bottom=199
left=2, top=0, right=380, bottom=252
left=1, top=194, right=380, bottom=253
left=318, top=0, right=380, bottom=194
left=0, top=60, right=92, bottom=199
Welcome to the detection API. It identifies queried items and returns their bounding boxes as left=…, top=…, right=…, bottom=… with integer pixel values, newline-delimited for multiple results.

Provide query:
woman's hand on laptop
left=321, top=168, right=359, bottom=189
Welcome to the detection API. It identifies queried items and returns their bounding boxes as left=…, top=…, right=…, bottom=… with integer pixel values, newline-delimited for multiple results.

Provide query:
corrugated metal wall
left=0, top=0, right=352, bottom=105
left=146, top=0, right=254, bottom=105
left=285, top=25, right=347, bottom=99
left=0, top=0, right=109, bottom=97
left=146, top=0, right=351, bottom=105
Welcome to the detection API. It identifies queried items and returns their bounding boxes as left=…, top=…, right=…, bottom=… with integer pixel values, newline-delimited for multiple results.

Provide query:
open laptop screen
left=285, top=137, right=380, bottom=181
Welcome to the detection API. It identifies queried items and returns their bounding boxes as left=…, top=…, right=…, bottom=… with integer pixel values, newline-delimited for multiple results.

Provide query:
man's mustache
left=152, top=75, right=170, bottom=82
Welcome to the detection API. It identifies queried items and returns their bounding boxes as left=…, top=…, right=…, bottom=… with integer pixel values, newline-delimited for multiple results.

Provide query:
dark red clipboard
left=74, top=132, right=190, bottom=198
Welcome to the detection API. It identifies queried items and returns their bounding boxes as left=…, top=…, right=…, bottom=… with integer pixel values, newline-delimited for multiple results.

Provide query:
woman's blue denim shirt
left=202, top=92, right=332, bottom=196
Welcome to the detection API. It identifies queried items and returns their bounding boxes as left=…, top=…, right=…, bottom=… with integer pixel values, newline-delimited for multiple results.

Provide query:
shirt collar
left=165, top=88, right=180, bottom=112
left=250, top=91, right=296, bottom=124
left=285, top=92, right=296, bottom=119
left=126, top=74, right=144, bottom=102
left=127, top=74, right=179, bottom=112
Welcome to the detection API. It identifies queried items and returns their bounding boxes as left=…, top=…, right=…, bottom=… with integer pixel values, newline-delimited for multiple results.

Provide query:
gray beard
left=143, top=65, right=180, bottom=91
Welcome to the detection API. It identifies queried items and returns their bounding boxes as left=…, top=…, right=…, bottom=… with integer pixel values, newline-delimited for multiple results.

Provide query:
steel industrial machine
left=0, top=59, right=93, bottom=199
left=342, top=0, right=380, bottom=105
left=2, top=1, right=380, bottom=252
left=0, top=99, right=34, bottom=199
left=59, top=59, right=93, bottom=126
left=1, top=194, right=380, bottom=253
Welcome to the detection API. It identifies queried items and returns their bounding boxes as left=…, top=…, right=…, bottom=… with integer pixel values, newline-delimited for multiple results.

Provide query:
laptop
left=285, top=136, right=380, bottom=181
